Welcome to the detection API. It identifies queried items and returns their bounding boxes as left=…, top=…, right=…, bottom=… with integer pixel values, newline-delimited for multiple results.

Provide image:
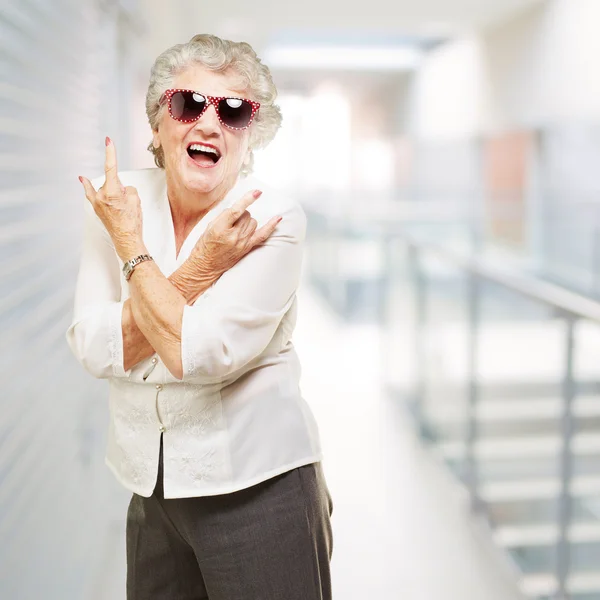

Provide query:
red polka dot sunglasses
left=159, top=89, right=260, bottom=130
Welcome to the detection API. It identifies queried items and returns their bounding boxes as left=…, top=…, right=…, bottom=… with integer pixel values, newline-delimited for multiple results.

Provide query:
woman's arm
left=179, top=200, right=305, bottom=383
left=124, top=192, right=284, bottom=380
left=122, top=258, right=217, bottom=372
left=66, top=193, right=218, bottom=378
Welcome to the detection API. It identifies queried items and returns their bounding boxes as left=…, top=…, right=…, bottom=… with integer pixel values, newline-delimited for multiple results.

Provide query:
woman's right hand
left=192, top=189, right=282, bottom=277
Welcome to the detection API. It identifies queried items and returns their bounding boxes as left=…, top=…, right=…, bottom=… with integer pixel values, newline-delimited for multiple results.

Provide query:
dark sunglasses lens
left=170, top=91, right=206, bottom=120
left=218, top=98, right=253, bottom=128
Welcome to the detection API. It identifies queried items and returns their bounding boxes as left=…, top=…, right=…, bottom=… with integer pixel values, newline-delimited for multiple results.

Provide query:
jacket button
left=151, top=357, right=158, bottom=364
left=156, top=384, right=163, bottom=391
left=158, top=425, right=166, bottom=433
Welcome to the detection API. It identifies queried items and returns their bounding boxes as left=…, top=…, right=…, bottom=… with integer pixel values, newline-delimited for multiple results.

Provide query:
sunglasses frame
left=159, top=88, right=260, bottom=130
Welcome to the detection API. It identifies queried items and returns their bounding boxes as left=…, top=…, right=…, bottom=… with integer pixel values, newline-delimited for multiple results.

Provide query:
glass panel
left=507, top=546, right=556, bottom=575
left=379, top=226, right=600, bottom=595
left=571, top=541, right=600, bottom=572
left=408, top=248, right=471, bottom=481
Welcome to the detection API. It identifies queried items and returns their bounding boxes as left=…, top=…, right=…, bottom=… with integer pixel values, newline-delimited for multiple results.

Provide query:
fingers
left=226, top=190, right=262, bottom=225
left=238, top=212, right=257, bottom=237
left=251, top=215, right=282, bottom=246
left=79, top=176, right=97, bottom=204
left=235, top=210, right=252, bottom=228
left=78, top=174, right=132, bottom=207
left=236, top=210, right=251, bottom=224
left=104, top=136, right=122, bottom=195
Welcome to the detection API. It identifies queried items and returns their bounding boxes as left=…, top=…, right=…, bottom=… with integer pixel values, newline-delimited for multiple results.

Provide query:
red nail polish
left=78, top=176, right=83, bottom=183
left=105, top=136, right=111, bottom=146
left=253, top=190, right=262, bottom=199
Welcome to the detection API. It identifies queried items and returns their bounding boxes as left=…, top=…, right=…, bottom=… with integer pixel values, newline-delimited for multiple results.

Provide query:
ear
left=152, top=129, right=161, bottom=149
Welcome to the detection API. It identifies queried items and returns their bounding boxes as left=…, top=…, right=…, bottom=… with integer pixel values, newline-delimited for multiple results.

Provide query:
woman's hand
left=191, top=190, right=282, bottom=277
left=78, top=137, right=145, bottom=261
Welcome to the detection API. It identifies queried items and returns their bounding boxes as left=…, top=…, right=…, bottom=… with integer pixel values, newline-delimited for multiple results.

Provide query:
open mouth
left=187, top=143, right=221, bottom=166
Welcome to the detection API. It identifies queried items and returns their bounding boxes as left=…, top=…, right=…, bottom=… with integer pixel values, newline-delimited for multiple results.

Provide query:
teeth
left=188, top=143, right=220, bottom=156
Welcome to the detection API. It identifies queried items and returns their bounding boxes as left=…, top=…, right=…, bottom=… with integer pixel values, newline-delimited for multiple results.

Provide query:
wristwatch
left=123, top=254, right=153, bottom=281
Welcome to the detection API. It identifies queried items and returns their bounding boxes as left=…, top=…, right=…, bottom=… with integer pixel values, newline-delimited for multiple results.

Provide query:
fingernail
left=105, top=136, right=111, bottom=146
left=253, top=189, right=262, bottom=199
left=277, top=216, right=283, bottom=223
left=78, top=176, right=83, bottom=183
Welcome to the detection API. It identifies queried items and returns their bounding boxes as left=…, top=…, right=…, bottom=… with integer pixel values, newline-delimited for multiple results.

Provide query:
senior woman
left=66, top=33, right=333, bottom=600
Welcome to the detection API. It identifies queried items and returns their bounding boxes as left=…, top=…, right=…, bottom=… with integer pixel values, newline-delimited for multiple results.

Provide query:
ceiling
left=137, top=0, right=547, bottom=101
left=140, top=0, right=546, bottom=58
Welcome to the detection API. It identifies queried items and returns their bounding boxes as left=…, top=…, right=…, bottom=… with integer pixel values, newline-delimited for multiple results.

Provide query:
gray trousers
left=126, top=436, right=334, bottom=599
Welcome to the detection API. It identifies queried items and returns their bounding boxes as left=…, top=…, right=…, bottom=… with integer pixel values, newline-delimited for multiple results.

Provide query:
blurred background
left=2, top=0, right=600, bottom=598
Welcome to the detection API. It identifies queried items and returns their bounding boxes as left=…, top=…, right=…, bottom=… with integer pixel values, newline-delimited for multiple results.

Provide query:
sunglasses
left=159, top=89, right=260, bottom=130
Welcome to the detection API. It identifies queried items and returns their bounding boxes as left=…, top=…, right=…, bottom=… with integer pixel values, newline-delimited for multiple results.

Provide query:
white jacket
left=66, top=167, right=323, bottom=498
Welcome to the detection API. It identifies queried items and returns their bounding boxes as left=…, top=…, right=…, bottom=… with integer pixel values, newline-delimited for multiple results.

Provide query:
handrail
left=310, top=210, right=600, bottom=323
left=399, top=233, right=600, bottom=323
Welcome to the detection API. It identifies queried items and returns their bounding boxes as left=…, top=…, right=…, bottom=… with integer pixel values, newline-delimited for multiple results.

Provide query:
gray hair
left=145, top=33, right=282, bottom=176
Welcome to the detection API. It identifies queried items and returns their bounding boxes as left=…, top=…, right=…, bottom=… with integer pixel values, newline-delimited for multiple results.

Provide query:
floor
left=90, top=283, right=525, bottom=600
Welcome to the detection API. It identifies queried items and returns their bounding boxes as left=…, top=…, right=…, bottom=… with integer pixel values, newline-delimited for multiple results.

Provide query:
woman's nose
left=194, top=103, right=221, bottom=134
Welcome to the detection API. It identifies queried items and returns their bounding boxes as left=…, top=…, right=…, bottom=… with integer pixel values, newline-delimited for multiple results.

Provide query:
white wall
left=484, top=0, right=600, bottom=129
left=406, top=0, right=600, bottom=138
left=406, top=36, right=490, bottom=140
left=1, top=2, right=142, bottom=599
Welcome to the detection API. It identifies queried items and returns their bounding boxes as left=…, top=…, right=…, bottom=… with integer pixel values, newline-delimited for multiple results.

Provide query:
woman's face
left=153, top=64, right=252, bottom=199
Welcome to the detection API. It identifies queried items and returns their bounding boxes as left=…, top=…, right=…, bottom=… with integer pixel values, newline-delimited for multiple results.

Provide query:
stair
left=437, top=432, right=600, bottom=461
left=430, top=401, right=600, bottom=599
left=480, top=475, right=600, bottom=503
left=494, top=522, right=600, bottom=547
left=519, top=572, right=600, bottom=597
left=427, top=396, right=600, bottom=422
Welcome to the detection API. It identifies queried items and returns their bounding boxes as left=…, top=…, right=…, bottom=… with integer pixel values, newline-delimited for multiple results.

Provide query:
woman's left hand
left=79, top=137, right=146, bottom=261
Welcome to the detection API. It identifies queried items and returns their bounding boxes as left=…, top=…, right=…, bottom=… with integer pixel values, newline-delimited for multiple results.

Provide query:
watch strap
left=123, top=254, right=153, bottom=281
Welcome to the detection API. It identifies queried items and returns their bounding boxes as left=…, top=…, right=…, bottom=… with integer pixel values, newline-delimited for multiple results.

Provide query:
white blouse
left=65, top=167, right=323, bottom=499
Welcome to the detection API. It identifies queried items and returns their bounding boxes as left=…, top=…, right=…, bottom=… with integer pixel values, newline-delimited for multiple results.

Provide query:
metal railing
left=305, top=208, right=600, bottom=600
left=402, top=234, right=600, bottom=600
